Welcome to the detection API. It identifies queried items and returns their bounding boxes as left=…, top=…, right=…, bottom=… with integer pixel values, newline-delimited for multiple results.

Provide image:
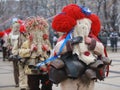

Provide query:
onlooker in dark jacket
left=98, top=29, right=108, bottom=48
left=109, top=30, right=119, bottom=52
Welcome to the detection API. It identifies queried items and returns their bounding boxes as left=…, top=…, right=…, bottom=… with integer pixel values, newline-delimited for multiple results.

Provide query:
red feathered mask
left=0, top=32, right=5, bottom=38
left=62, top=4, right=85, bottom=20
left=88, top=14, right=101, bottom=36
left=52, top=14, right=76, bottom=33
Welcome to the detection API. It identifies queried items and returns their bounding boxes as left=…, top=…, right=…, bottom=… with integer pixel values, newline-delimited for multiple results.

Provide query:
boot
left=15, top=84, right=19, bottom=87
left=41, top=85, right=52, bottom=90
left=85, top=69, right=97, bottom=80
left=112, top=48, right=114, bottom=52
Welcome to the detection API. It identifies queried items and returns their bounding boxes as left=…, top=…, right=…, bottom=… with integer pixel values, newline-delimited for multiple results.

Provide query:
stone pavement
left=0, top=50, right=120, bottom=90
left=94, top=50, right=120, bottom=90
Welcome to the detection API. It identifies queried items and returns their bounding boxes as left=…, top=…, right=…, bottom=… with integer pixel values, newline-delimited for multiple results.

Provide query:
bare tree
left=0, top=0, right=119, bottom=32
left=111, top=0, right=118, bottom=30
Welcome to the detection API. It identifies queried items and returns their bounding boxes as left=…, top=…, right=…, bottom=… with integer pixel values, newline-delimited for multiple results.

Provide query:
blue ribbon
left=79, top=5, right=91, bottom=16
left=36, top=30, right=72, bottom=67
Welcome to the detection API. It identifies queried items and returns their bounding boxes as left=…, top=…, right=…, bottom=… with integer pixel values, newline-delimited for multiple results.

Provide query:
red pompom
left=52, top=14, right=76, bottom=33
left=84, top=51, right=90, bottom=56
left=17, top=19, right=23, bottom=24
left=43, top=34, right=48, bottom=40
left=88, top=14, right=101, bottom=36
left=4, top=28, right=12, bottom=35
left=62, top=4, right=85, bottom=20
left=33, top=46, right=38, bottom=51
left=19, top=25, right=26, bottom=33
left=0, top=32, right=5, bottom=37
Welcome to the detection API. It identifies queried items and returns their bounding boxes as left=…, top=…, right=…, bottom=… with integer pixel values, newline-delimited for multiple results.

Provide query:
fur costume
left=52, top=5, right=102, bottom=66
left=8, top=20, right=29, bottom=89
left=51, top=4, right=111, bottom=90
left=9, top=20, right=26, bottom=55
left=18, top=16, right=53, bottom=90
left=51, top=13, right=95, bottom=90
left=72, top=18, right=96, bottom=65
left=19, top=16, right=51, bottom=74
left=9, top=22, right=20, bottom=47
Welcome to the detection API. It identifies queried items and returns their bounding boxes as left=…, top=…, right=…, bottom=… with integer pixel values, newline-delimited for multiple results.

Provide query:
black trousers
left=28, top=74, right=53, bottom=90
left=2, top=47, right=7, bottom=61
left=13, top=60, right=19, bottom=86
left=111, top=39, right=118, bottom=52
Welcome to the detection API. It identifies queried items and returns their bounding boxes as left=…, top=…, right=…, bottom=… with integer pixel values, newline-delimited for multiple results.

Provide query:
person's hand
left=85, top=36, right=92, bottom=44
left=43, top=34, right=48, bottom=40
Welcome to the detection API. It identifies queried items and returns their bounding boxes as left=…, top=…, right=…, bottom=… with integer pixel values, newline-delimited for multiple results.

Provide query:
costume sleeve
left=94, top=41, right=105, bottom=56
left=19, top=40, right=31, bottom=58
left=12, top=40, right=19, bottom=55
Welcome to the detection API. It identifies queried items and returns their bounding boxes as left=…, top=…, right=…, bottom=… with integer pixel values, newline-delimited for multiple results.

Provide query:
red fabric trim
left=104, top=48, right=109, bottom=77
left=57, top=34, right=67, bottom=42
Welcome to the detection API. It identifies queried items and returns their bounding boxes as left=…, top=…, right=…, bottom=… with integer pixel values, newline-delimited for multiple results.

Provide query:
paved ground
left=0, top=49, right=120, bottom=90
